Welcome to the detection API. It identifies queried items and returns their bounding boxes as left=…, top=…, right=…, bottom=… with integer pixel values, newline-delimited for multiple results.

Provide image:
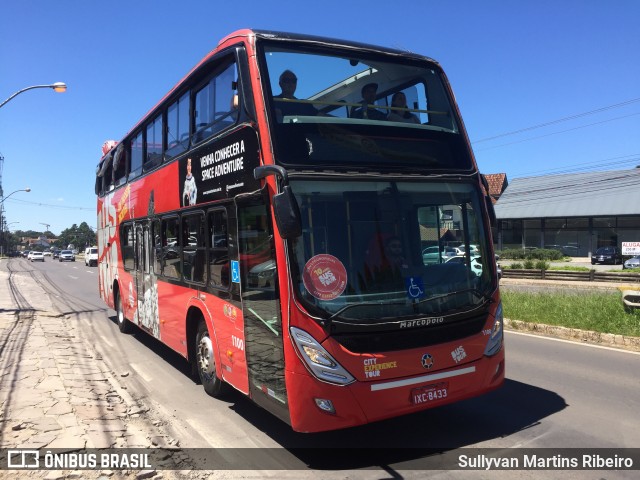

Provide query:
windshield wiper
left=416, top=287, right=489, bottom=306
left=327, top=298, right=408, bottom=322
left=325, top=288, right=489, bottom=323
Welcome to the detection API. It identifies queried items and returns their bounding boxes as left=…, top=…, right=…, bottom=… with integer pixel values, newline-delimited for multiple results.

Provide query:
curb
left=504, top=318, right=640, bottom=352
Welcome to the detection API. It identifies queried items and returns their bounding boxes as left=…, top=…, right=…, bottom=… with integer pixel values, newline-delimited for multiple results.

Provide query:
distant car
left=248, top=259, right=276, bottom=288
left=446, top=255, right=483, bottom=276
left=591, top=246, right=622, bottom=265
left=623, top=255, right=640, bottom=270
left=52, top=250, right=60, bottom=259
left=59, top=250, right=75, bottom=262
left=85, top=246, right=98, bottom=267
left=422, top=246, right=457, bottom=265
left=43, top=251, right=52, bottom=256
left=30, top=251, right=45, bottom=262
left=26, top=251, right=34, bottom=260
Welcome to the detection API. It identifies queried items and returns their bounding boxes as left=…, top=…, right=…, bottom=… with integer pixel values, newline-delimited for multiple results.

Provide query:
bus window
left=152, top=220, right=161, bottom=274
left=182, top=213, right=205, bottom=284
left=161, top=217, right=180, bottom=279
left=193, top=60, right=239, bottom=144
left=113, top=144, right=127, bottom=187
left=145, top=114, right=163, bottom=171
left=166, top=91, right=190, bottom=159
left=121, top=223, right=135, bottom=270
left=208, top=209, right=229, bottom=288
left=130, top=132, right=143, bottom=179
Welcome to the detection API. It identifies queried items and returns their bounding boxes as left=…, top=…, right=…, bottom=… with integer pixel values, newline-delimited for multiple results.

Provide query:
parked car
left=422, top=246, right=457, bottom=265
left=248, top=259, right=276, bottom=288
left=85, top=246, right=98, bottom=267
left=446, top=255, right=483, bottom=277
left=30, top=251, right=45, bottom=262
left=59, top=250, right=75, bottom=262
left=43, top=251, right=52, bottom=256
left=623, top=255, right=640, bottom=270
left=591, top=246, right=623, bottom=265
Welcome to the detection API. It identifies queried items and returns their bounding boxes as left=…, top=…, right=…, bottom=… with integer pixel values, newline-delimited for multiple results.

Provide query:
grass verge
left=501, top=290, right=640, bottom=337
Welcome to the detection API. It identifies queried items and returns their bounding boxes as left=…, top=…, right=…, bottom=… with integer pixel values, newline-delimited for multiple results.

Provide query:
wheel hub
left=197, top=335, right=215, bottom=376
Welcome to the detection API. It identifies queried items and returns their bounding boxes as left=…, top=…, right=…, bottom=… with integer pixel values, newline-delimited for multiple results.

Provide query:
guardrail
left=502, top=269, right=640, bottom=283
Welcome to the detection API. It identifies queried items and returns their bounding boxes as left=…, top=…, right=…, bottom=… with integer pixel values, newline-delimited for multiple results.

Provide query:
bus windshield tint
left=262, top=45, right=470, bottom=171
left=289, top=180, right=493, bottom=322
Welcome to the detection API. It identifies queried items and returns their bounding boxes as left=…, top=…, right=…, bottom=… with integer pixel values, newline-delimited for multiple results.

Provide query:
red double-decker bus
left=95, top=29, right=504, bottom=433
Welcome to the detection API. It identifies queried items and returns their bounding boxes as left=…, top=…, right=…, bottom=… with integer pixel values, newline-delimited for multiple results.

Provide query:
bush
left=510, top=262, right=523, bottom=270
left=498, top=248, right=564, bottom=261
left=535, top=260, right=550, bottom=270
left=523, top=259, right=535, bottom=269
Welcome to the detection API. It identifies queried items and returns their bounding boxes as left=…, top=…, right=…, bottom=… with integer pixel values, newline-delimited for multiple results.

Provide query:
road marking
left=68, top=275, right=78, bottom=280
left=506, top=330, right=640, bottom=356
left=129, top=362, right=153, bottom=382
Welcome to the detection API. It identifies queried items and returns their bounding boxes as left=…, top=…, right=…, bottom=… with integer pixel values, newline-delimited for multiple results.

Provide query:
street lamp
left=0, top=188, right=31, bottom=205
left=0, top=83, right=67, bottom=109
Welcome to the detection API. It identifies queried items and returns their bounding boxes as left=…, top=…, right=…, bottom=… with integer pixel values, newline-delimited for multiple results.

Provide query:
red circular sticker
left=302, top=254, right=348, bottom=301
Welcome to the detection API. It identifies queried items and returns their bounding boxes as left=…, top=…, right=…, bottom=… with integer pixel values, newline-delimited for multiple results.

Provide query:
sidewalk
left=0, top=267, right=193, bottom=478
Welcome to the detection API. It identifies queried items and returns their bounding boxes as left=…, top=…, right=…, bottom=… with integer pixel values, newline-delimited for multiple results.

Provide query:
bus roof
left=98, top=28, right=442, bottom=164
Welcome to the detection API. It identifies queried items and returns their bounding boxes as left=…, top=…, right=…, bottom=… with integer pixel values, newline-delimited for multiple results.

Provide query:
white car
left=85, top=246, right=98, bottom=267
left=30, top=251, right=45, bottom=262
left=446, top=255, right=483, bottom=276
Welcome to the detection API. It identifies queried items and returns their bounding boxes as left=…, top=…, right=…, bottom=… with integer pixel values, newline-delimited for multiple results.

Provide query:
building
left=493, top=168, right=640, bottom=257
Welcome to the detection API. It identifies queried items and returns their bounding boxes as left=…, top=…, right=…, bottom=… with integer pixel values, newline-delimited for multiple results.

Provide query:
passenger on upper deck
left=387, top=92, right=420, bottom=124
left=350, top=83, right=387, bottom=121
left=273, top=70, right=317, bottom=120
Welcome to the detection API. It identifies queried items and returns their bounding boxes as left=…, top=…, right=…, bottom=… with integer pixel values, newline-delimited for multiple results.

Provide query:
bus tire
left=116, top=290, right=132, bottom=334
left=195, top=321, right=225, bottom=397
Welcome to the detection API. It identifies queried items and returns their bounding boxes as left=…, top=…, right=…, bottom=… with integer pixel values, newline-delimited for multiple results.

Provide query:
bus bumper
left=287, top=348, right=504, bottom=433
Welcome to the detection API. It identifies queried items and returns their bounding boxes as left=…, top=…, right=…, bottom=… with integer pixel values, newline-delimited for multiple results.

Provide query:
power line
left=472, top=97, right=640, bottom=144
left=4, top=197, right=93, bottom=211
left=474, top=111, right=640, bottom=152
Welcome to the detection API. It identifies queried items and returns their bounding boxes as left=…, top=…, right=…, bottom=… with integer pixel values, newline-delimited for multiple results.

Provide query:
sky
left=1, top=0, right=639, bottom=235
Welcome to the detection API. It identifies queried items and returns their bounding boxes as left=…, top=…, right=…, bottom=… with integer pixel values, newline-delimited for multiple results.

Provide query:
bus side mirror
left=272, top=185, right=302, bottom=239
left=254, top=165, right=302, bottom=239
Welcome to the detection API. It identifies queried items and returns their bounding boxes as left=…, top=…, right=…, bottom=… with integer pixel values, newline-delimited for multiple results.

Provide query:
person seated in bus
left=273, top=70, right=317, bottom=120
left=387, top=92, right=420, bottom=124
left=350, top=83, right=387, bottom=120
left=360, top=234, right=407, bottom=291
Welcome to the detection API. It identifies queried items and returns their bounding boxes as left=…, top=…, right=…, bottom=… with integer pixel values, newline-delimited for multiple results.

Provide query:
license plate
left=411, top=382, right=449, bottom=405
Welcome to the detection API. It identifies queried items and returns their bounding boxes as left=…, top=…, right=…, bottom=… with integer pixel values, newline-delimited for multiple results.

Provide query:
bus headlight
left=290, top=327, right=355, bottom=385
left=483, top=302, right=504, bottom=357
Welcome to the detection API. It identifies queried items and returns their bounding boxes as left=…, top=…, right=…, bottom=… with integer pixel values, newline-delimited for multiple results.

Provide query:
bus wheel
left=195, top=321, right=225, bottom=397
left=116, top=291, right=132, bottom=334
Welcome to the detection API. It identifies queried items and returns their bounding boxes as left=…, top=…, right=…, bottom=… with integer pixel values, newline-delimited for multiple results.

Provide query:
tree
left=58, top=222, right=97, bottom=251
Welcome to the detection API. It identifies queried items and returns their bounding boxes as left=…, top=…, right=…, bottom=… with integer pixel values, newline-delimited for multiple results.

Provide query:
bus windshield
left=261, top=44, right=471, bottom=171
left=289, top=179, right=494, bottom=324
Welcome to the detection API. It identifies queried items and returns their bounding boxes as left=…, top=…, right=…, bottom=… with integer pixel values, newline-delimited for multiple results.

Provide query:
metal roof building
left=493, top=169, right=640, bottom=257
left=495, top=169, right=640, bottom=219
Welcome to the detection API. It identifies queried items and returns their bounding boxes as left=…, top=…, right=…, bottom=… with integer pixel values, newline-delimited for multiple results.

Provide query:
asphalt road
left=4, top=257, right=640, bottom=479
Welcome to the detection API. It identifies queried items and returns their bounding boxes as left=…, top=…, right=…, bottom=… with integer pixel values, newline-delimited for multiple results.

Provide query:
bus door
left=135, top=222, right=160, bottom=337
left=236, top=200, right=289, bottom=422
left=207, top=207, right=248, bottom=393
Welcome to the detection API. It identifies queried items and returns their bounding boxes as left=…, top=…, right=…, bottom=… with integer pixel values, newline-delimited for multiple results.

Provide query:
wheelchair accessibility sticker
left=231, top=260, right=240, bottom=284
left=405, top=276, right=425, bottom=300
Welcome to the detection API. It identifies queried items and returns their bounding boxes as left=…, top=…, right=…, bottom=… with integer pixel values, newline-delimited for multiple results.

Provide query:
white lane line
left=506, top=330, right=640, bottom=356
left=68, top=275, right=78, bottom=280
